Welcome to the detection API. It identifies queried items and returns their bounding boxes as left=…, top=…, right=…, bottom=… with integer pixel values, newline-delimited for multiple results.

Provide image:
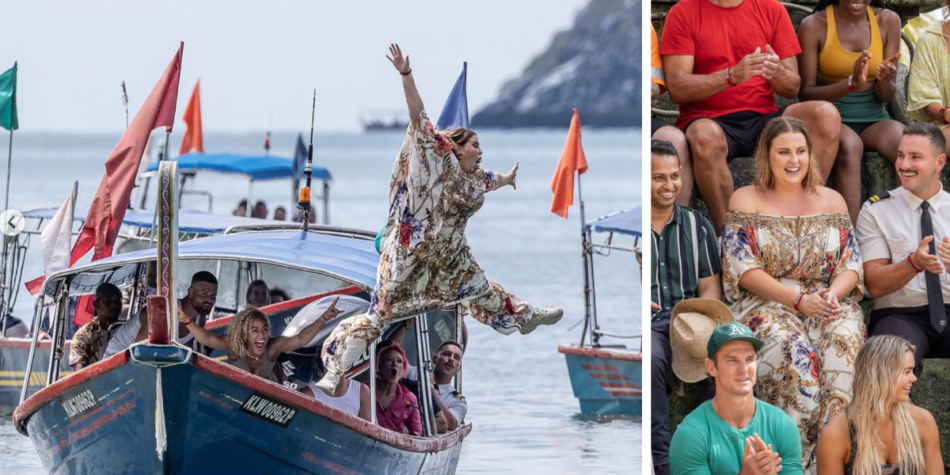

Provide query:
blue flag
left=436, top=62, right=469, bottom=130
left=293, top=133, right=307, bottom=181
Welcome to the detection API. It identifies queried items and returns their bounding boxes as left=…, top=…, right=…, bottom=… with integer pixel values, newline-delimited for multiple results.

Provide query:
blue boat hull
left=558, top=345, right=642, bottom=415
left=0, top=338, right=73, bottom=415
left=15, top=345, right=468, bottom=475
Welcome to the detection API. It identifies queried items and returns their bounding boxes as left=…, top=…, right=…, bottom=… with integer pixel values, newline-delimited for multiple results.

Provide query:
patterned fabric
left=722, top=211, right=866, bottom=473
left=320, top=110, right=534, bottom=378
left=908, top=23, right=950, bottom=129
left=68, top=318, right=112, bottom=368
left=650, top=204, right=721, bottom=318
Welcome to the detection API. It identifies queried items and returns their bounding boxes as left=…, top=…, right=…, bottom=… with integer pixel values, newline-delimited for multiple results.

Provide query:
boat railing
left=221, top=223, right=376, bottom=241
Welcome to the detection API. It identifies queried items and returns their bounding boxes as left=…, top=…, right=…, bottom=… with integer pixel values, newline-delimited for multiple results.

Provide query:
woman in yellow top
left=908, top=0, right=950, bottom=153
left=798, top=0, right=903, bottom=225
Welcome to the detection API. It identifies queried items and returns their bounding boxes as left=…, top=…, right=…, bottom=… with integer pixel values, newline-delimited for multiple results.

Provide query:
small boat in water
left=13, top=227, right=471, bottom=474
left=558, top=207, right=643, bottom=415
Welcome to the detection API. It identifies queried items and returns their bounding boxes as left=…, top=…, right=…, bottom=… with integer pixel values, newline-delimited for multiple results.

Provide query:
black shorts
left=651, top=116, right=671, bottom=137
left=683, top=107, right=788, bottom=161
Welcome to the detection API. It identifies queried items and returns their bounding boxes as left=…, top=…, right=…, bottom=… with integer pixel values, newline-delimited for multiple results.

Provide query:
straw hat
left=670, top=299, right=738, bottom=383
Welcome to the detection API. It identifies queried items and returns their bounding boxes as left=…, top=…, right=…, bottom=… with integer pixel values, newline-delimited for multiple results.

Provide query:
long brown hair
left=753, top=116, right=823, bottom=194
left=848, top=336, right=924, bottom=475
left=228, top=307, right=269, bottom=358
left=441, top=128, right=476, bottom=156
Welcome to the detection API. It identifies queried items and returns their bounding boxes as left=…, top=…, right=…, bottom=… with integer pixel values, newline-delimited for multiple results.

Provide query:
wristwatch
left=847, top=74, right=860, bottom=92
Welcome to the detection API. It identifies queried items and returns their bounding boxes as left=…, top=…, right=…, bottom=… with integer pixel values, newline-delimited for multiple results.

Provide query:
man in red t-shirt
left=661, top=0, right=842, bottom=233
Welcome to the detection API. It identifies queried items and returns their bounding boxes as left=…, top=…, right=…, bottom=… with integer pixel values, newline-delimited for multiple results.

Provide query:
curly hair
left=228, top=307, right=269, bottom=358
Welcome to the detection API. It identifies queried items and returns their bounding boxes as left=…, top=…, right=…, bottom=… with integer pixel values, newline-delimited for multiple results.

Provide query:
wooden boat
left=558, top=207, right=643, bottom=415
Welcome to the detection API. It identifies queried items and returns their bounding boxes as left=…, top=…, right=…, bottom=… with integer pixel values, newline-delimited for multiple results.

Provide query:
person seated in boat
left=273, top=206, right=287, bottom=221
left=233, top=199, right=248, bottom=217
left=301, top=359, right=372, bottom=421
left=375, top=342, right=422, bottom=436
left=180, top=298, right=342, bottom=383
left=252, top=201, right=268, bottom=219
left=270, top=287, right=291, bottom=304
left=317, top=43, right=563, bottom=395
left=69, top=283, right=123, bottom=370
left=105, top=271, right=219, bottom=356
left=815, top=335, right=943, bottom=475
left=668, top=302, right=802, bottom=475
left=246, top=280, right=271, bottom=308
left=650, top=139, right=722, bottom=475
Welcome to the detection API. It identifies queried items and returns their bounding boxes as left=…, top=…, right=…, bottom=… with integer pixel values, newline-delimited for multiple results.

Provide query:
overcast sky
left=1, top=0, right=589, bottom=133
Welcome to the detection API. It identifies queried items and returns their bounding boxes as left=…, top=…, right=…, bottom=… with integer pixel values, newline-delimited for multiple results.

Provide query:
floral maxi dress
left=722, top=211, right=866, bottom=474
left=320, top=110, right=535, bottom=378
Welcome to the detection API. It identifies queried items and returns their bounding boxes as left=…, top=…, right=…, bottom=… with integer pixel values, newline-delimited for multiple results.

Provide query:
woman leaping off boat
left=315, top=44, right=564, bottom=393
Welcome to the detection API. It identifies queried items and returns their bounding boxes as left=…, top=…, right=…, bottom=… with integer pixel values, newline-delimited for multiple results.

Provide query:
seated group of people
left=651, top=0, right=950, bottom=473
left=67, top=271, right=465, bottom=437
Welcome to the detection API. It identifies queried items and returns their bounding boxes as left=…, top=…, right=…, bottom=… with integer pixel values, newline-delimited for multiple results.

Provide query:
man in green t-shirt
left=669, top=308, right=802, bottom=475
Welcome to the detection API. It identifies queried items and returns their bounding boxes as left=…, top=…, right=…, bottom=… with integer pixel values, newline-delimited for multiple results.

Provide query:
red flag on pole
left=179, top=80, right=203, bottom=155
left=67, top=43, right=183, bottom=326
left=549, top=109, right=588, bottom=219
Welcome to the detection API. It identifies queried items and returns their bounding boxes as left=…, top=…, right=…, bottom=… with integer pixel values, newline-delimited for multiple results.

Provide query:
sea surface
left=0, top=128, right=641, bottom=474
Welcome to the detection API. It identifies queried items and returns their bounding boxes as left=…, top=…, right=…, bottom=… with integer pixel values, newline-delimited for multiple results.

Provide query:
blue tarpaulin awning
left=143, top=153, right=332, bottom=181
left=583, top=207, right=642, bottom=237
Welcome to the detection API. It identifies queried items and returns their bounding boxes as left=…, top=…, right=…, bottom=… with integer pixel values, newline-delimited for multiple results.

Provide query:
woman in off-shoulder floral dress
left=721, top=117, right=865, bottom=474
left=315, top=44, right=563, bottom=393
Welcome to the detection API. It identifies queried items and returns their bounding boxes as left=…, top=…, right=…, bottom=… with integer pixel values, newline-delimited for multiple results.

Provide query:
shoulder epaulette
left=452, top=391, right=465, bottom=400
left=867, top=191, right=891, bottom=204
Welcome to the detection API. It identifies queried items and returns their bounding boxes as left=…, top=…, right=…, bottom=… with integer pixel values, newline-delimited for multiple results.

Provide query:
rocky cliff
left=472, top=0, right=641, bottom=129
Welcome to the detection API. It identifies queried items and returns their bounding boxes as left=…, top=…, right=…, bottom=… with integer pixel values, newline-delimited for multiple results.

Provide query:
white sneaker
left=519, top=307, right=564, bottom=335
left=314, top=370, right=341, bottom=395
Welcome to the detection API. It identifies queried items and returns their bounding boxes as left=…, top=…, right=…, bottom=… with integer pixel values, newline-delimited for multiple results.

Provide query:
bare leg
left=941, top=127, right=950, bottom=157
left=685, top=119, right=730, bottom=234
left=654, top=125, right=693, bottom=206
left=833, top=125, right=864, bottom=225
left=859, top=119, right=904, bottom=164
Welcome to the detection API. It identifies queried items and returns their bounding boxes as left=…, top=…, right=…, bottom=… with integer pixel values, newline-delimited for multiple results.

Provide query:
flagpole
left=1, top=128, right=12, bottom=331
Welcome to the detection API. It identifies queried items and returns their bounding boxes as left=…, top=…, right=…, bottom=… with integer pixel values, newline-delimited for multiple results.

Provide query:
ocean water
left=0, top=128, right=641, bottom=474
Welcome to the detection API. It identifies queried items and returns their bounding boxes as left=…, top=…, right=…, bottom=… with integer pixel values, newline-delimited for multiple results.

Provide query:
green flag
left=0, top=62, right=18, bottom=131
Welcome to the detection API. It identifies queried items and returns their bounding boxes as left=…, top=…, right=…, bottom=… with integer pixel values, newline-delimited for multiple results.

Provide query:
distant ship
left=360, top=111, right=408, bottom=132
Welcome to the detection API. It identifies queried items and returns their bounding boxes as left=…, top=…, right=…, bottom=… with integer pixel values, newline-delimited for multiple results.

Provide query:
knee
left=654, top=126, right=688, bottom=151
left=685, top=121, right=727, bottom=164
left=799, top=102, right=841, bottom=139
left=839, top=134, right=863, bottom=165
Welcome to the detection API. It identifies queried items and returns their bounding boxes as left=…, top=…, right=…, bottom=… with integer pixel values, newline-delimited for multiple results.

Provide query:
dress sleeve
left=404, top=392, right=422, bottom=436
left=668, top=422, right=712, bottom=475
left=721, top=213, right=764, bottom=295
left=908, top=34, right=944, bottom=120
left=474, top=169, right=502, bottom=193
left=832, top=222, right=865, bottom=301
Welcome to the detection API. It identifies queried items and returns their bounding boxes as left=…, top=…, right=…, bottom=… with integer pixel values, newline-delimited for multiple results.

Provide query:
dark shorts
left=651, top=116, right=672, bottom=136
left=683, top=107, right=788, bottom=161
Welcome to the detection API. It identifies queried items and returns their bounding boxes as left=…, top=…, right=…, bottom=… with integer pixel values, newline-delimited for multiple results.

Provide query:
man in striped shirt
left=650, top=140, right=722, bottom=475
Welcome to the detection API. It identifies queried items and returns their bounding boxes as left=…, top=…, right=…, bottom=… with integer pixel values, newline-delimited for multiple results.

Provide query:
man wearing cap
left=857, top=122, right=950, bottom=370
left=669, top=299, right=802, bottom=475
left=652, top=139, right=722, bottom=475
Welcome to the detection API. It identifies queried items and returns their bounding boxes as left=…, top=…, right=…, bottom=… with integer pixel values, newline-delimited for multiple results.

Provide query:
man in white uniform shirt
left=856, top=122, right=950, bottom=369
left=404, top=340, right=468, bottom=431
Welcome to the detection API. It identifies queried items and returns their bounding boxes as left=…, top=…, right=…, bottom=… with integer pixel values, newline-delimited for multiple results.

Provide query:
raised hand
left=320, top=297, right=342, bottom=322
left=876, top=52, right=901, bottom=83
left=731, top=47, right=768, bottom=84
left=852, top=51, right=872, bottom=89
left=386, top=43, right=411, bottom=74
left=761, top=44, right=783, bottom=81
left=912, top=236, right=944, bottom=274
left=935, top=236, right=950, bottom=274
left=507, top=163, right=519, bottom=190
left=740, top=435, right=782, bottom=475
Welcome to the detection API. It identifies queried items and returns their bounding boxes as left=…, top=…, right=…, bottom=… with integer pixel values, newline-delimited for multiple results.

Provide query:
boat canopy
left=142, top=153, right=332, bottom=181
left=50, top=230, right=379, bottom=291
left=584, top=207, right=642, bottom=237
left=21, top=207, right=282, bottom=235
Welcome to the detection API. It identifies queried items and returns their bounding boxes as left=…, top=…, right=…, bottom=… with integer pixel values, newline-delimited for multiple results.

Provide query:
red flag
left=179, top=80, right=203, bottom=155
left=549, top=109, right=588, bottom=219
left=68, top=43, right=183, bottom=325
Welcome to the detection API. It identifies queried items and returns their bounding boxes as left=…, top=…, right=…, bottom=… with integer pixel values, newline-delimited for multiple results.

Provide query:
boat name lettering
left=62, top=389, right=99, bottom=419
left=240, top=392, right=297, bottom=428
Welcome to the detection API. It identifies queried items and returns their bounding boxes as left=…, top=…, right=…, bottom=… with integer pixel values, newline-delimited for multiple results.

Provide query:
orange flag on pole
left=549, top=109, right=588, bottom=219
left=179, top=80, right=203, bottom=154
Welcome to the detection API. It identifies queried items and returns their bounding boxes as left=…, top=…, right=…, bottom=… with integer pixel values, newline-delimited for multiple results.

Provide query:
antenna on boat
left=121, top=81, right=130, bottom=129
left=297, top=89, right=316, bottom=231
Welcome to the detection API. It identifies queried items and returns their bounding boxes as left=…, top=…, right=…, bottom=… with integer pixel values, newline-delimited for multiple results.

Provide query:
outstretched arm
left=387, top=44, right=424, bottom=126
left=268, top=297, right=342, bottom=357
left=492, top=163, right=519, bottom=191
left=180, top=310, right=230, bottom=351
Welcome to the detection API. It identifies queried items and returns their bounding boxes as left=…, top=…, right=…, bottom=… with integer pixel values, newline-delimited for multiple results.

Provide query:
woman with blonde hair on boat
left=315, top=44, right=564, bottom=393
left=816, top=335, right=943, bottom=475
left=181, top=298, right=341, bottom=383
left=722, top=116, right=865, bottom=471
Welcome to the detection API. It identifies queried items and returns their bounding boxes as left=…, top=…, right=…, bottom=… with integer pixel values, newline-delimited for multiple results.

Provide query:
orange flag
left=549, top=109, right=588, bottom=218
left=179, top=80, right=203, bottom=154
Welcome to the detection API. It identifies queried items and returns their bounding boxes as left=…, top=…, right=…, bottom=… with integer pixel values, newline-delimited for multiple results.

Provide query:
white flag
left=41, top=182, right=78, bottom=278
